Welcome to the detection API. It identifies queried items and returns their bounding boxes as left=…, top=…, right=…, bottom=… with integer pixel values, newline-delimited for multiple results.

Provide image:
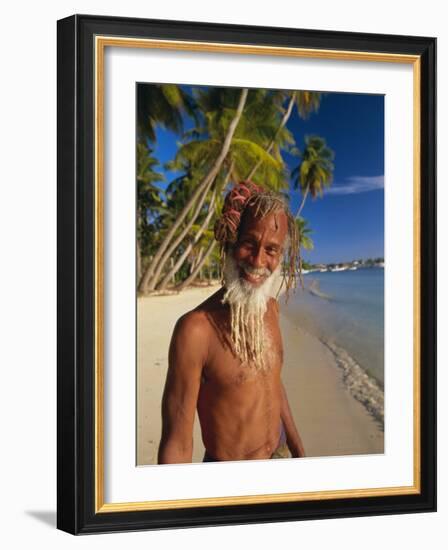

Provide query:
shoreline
left=137, top=284, right=384, bottom=465
left=280, top=291, right=385, bottom=430
left=278, top=312, right=383, bottom=458
left=280, top=311, right=384, bottom=432
left=286, top=271, right=385, bottom=389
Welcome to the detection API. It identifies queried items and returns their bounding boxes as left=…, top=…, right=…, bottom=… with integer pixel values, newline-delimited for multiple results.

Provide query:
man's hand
left=287, top=437, right=306, bottom=458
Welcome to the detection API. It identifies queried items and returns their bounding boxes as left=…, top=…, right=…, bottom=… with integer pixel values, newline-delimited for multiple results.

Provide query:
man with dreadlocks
left=158, top=181, right=306, bottom=463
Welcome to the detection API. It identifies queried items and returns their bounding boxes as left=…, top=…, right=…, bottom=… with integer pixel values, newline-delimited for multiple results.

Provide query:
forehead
left=238, top=208, right=288, bottom=244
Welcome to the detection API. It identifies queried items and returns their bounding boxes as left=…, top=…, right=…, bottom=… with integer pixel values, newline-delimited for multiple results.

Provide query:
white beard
left=221, top=253, right=281, bottom=370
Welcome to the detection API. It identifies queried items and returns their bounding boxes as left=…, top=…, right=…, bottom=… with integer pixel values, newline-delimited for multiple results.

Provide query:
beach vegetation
left=296, top=217, right=314, bottom=251
left=292, top=135, right=335, bottom=218
left=136, top=85, right=334, bottom=293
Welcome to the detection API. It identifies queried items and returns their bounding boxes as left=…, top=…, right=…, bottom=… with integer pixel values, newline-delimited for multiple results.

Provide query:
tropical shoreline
left=137, top=284, right=384, bottom=466
left=280, top=308, right=384, bottom=431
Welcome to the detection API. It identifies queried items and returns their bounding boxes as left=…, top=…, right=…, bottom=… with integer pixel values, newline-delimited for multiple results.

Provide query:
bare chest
left=203, top=314, right=283, bottom=387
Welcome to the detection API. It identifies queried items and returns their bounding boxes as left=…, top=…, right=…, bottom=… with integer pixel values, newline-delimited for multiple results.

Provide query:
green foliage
left=136, top=142, right=165, bottom=256
left=295, top=217, right=314, bottom=251
left=183, top=87, right=292, bottom=191
left=295, top=91, right=322, bottom=119
left=136, top=84, right=334, bottom=289
left=137, top=84, right=197, bottom=142
left=301, top=260, right=314, bottom=271
left=292, top=135, right=335, bottom=198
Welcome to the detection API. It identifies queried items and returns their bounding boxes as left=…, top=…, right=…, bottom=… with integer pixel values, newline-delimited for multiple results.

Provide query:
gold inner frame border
left=94, top=35, right=421, bottom=513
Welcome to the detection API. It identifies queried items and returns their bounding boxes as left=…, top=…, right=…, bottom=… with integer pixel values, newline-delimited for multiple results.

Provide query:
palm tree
left=156, top=188, right=219, bottom=290
left=181, top=88, right=290, bottom=192
left=138, top=87, right=249, bottom=294
left=138, top=87, right=325, bottom=293
left=296, top=217, right=314, bottom=251
left=136, top=83, right=195, bottom=286
left=295, top=90, right=322, bottom=119
left=176, top=239, right=217, bottom=291
left=148, top=158, right=232, bottom=291
left=150, top=88, right=297, bottom=291
left=246, top=90, right=322, bottom=181
left=137, top=84, right=196, bottom=142
left=136, top=142, right=165, bottom=284
left=158, top=90, right=325, bottom=292
left=292, top=135, right=335, bottom=218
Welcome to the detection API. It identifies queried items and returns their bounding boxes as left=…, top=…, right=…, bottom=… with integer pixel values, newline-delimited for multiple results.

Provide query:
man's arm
left=158, top=311, right=207, bottom=464
left=280, top=382, right=306, bottom=458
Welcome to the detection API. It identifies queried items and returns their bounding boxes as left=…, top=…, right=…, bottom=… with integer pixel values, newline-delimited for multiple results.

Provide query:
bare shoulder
left=174, top=307, right=211, bottom=342
left=170, top=288, right=224, bottom=364
left=171, top=292, right=218, bottom=350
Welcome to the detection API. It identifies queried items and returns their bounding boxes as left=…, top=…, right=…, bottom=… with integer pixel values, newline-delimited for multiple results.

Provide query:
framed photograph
left=57, top=14, right=436, bottom=534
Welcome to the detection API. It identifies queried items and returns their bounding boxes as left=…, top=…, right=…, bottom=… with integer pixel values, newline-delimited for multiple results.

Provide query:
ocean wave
left=307, top=279, right=332, bottom=300
left=321, top=339, right=384, bottom=430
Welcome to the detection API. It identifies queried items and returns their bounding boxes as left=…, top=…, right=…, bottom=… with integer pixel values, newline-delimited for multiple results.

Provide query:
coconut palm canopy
left=137, top=84, right=332, bottom=293
left=136, top=84, right=335, bottom=293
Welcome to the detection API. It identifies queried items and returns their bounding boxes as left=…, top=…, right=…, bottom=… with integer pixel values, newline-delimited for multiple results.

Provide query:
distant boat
left=349, top=266, right=357, bottom=271
left=320, top=268, right=328, bottom=272
left=331, top=266, right=347, bottom=272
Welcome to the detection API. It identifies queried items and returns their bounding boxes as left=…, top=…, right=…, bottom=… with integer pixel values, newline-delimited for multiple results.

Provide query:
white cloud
left=326, top=175, right=384, bottom=195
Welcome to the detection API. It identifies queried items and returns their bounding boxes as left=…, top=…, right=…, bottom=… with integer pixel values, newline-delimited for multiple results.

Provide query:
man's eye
left=266, top=247, right=279, bottom=256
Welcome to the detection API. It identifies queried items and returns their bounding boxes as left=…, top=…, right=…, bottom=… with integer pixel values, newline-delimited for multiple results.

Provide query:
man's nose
left=250, top=246, right=266, bottom=268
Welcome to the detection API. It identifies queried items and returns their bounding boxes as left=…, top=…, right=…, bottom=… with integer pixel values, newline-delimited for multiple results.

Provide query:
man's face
left=232, top=209, right=288, bottom=288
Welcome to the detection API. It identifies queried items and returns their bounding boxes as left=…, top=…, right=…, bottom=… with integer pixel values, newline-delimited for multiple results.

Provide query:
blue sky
left=286, top=92, right=384, bottom=263
left=149, top=88, right=384, bottom=265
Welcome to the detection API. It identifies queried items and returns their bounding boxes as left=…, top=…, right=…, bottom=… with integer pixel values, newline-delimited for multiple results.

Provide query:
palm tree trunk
left=176, top=240, right=217, bottom=291
left=246, top=91, right=296, bottom=181
left=147, top=189, right=209, bottom=291
left=138, top=88, right=248, bottom=294
left=193, top=247, right=203, bottom=270
left=295, top=184, right=310, bottom=218
left=156, top=191, right=217, bottom=290
left=146, top=171, right=219, bottom=292
left=149, top=159, right=233, bottom=291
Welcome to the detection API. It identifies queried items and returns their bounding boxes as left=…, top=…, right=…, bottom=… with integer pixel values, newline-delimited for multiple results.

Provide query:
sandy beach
left=137, top=285, right=384, bottom=465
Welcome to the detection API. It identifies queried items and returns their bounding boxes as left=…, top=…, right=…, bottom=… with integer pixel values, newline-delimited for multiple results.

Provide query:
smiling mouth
left=240, top=267, right=269, bottom=285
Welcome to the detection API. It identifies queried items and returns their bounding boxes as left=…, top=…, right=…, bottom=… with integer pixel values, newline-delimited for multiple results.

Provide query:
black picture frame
left=57, top=14, right=436, bottom=535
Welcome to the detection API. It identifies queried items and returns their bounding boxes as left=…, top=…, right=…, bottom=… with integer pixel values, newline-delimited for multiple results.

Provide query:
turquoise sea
left=282, top=268, right=384, bottom=388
